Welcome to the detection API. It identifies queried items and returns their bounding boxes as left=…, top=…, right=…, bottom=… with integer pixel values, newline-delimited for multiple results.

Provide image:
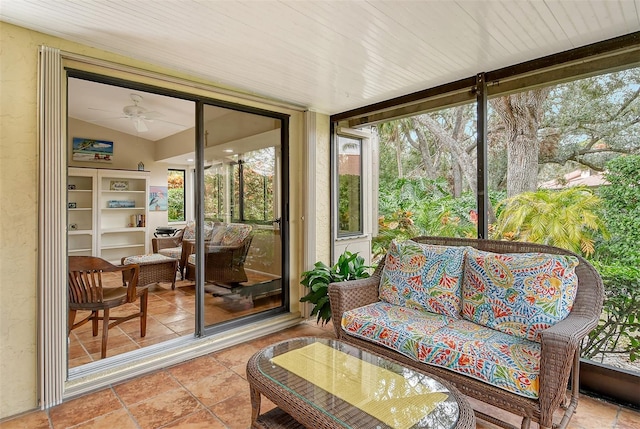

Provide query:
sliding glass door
left=198, top=104, right=285, bottom=330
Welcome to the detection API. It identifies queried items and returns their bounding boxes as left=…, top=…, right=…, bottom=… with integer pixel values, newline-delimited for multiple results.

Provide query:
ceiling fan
left=89, top=93, right=168, bottom=133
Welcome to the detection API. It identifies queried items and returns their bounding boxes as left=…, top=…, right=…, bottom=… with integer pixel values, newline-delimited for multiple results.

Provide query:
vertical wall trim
left=37, top=45, right=67, bottom=408
left=301, top=112, right=317, bottom=317
left=475, top=72, right=489, bottom=239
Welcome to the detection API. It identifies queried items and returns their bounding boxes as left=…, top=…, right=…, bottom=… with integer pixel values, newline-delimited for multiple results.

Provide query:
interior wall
left=68, top=118, right=156, bottom=171
left=68, top=117, right=173, bottom=239
left=155, top=127, right=195, bottom=161
left=0, top=21, right=312, bottom=419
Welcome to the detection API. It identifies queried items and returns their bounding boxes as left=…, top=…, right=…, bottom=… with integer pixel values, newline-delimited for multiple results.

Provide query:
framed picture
left=149, top=186, right=168, bottom=211
left=68, top=202, right=77, bottom=209
left=110, top=180, right=129, bottom=191
left=72, top=137, right=114, bottom=163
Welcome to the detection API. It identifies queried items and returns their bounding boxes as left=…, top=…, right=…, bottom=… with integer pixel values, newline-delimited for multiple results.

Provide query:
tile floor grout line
left=162, top=360, right=235, bottom=428
left=109, top=382, right=147, bottom=429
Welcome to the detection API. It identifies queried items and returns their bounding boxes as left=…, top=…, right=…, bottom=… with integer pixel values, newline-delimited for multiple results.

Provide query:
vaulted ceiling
left=2, top=1, right=639, bottom=114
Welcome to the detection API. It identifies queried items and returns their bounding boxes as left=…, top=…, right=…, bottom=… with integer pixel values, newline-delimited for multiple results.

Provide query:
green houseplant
left=300, top=251, right=370, bottom=325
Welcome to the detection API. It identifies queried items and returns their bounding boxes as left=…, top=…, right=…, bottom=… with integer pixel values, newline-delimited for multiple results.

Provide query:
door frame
left=38, top=48, right=302, bottom=408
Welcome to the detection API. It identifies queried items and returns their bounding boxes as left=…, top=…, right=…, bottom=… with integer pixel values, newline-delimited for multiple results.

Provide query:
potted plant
left=300, top=251, right=370, bottom=325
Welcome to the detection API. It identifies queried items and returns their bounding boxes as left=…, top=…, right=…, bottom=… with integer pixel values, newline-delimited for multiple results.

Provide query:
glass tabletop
left=256, top=337, right=460, bottom=429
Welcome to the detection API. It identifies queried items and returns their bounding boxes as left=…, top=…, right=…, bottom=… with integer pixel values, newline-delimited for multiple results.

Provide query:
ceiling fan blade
left=133, top=118, right=148, bottom=132
left=86, top=116, right=127, bottom=124
left=88, top=107, right=120, bottom=114
left=142, top=110, right=163, bottom=120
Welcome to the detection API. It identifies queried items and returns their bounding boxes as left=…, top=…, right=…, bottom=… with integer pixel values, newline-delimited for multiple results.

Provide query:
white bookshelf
left=67, top=168, right=97, bottom=256
left=67, top=168, right=150, bottom=263
left=97, top=169, right=150, bottom=263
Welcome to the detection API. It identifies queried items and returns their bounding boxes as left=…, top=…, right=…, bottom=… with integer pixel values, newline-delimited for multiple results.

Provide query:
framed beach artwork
left=72, top=137, right=114, bottom=163
left=149, top=186, right=168, bottom=211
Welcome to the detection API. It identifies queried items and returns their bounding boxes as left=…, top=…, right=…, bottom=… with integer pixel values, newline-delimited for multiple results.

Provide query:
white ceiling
left=2, top=1, right=639, bottom=115
left=68, top=78, right=196, bottom=141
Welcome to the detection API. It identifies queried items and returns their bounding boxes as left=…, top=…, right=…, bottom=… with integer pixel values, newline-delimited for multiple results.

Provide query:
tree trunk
left=490, top=89, right=550, bottom=197
left=416, top=114, right=477, bottom=195
left=395, top=138, right=404, bottom=178
left=452, top=163, right=462, bottom=197
left=408, top=118, right=438, bottom=179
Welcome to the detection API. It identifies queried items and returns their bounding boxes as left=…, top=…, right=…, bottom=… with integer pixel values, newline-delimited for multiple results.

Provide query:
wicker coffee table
left=247, top=337, right=475, bottom=429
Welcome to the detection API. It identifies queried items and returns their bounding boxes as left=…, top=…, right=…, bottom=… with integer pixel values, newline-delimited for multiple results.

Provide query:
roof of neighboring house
left=539, top=169, right=607, bottom=189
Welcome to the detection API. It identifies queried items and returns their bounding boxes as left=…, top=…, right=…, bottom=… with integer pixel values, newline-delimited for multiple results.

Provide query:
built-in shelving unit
left=67, top=168, right=150, bottom=264
left=67, top=168, right=97, bottom=257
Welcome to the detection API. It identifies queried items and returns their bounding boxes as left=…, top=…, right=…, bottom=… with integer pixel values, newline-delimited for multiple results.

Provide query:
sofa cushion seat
left=341, top=302, right=452, bottom=361
left=418, top=319, right=541, bottom=399
left=342, top=303, right=541, bottom=399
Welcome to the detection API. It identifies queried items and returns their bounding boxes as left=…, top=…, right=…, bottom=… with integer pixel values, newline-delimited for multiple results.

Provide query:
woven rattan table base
left=254, top=407, right=304, bottom=429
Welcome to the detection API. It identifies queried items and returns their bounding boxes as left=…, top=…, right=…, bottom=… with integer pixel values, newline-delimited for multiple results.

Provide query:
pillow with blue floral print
left=379, top=239, right=467, bottom=318
left=462, top=248, right=579, bottom=342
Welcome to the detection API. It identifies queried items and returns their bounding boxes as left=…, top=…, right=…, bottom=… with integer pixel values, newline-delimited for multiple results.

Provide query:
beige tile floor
left=2, top=320, right=639, bottom=429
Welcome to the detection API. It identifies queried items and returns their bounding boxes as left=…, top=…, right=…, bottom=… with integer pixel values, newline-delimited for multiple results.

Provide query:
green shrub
left=300, top=251, right=370, bottom=325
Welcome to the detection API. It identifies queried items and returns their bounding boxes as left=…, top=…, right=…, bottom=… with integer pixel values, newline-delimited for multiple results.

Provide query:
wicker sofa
left=328, top=236, right=604, bottom=429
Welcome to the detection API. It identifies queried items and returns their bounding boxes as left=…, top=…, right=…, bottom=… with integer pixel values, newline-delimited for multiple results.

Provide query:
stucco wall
left=0, top=21, right=318, bottom=419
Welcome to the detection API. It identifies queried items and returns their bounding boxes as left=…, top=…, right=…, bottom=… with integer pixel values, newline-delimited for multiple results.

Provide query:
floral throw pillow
left=379, top=240, right=467, bottom=318
left=221, top=224, right=252, bottom=246
left=182, top=221, right=214, bottom=241
left=182, top=221, right=197, bottom=240
left=462, top=248, right=579, bottom=342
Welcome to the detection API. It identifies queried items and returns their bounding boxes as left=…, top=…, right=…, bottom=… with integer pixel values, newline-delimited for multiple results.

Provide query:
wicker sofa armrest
left=537, top=313, right=599, bottom=425
left=328, top=276, right=381, bottom=339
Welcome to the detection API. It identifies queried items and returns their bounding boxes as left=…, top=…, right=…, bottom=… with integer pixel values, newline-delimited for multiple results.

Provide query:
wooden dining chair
left=68, top=256, right=148, bottom=359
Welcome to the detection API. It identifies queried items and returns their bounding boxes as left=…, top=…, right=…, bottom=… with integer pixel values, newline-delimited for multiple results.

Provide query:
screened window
left=167, top=169, right=185, bottom=222
left=337, top=135, right=363, bottom=236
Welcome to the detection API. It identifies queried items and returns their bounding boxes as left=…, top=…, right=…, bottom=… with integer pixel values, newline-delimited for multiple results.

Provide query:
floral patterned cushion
left=341, top=302, right=452, bottom=361
left=123, top=254, right=176, bottom=264
left=342, top=304, right=542, bottom=398
left=379, top=240, right=467, bottom=318
left=182, top=221, right=197, bottom=240
left=220, top=224, right=252, bottom=247
left=158, top=247, right=182, bottom=260
left=418, top=319, right=541, bottom=398
left=462, top=248, right=579, bottom=342
left=210, top=225, right=227, bottom=245
left=182, top=221, right=215, bottom=241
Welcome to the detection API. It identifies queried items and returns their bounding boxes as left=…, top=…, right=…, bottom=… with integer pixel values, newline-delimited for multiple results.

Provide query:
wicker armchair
left=185, top=224, right=253, bottom=286
left=152, top=221, right=216, bottom=279
left=152, top=227, right=186, bottom=277
left=328, top=236, right=604, bottom=429
left=68, top=256, right=148, bottom=359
